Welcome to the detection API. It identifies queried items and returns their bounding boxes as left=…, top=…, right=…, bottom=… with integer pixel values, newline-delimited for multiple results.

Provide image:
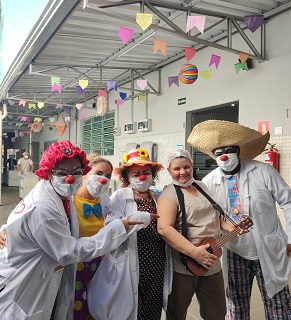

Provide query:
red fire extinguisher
left=265, top=143, right=279, bottom=171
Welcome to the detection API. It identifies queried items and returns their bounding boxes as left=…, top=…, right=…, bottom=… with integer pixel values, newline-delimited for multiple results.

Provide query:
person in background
left=91, top=148, right=169, bottom=320
left=73, top=154, right=113, bottom=319
left=0, top=141, right=147, bottom=320
left=157, top=150, right=245, bottom=320
left=187, top=120, right=291, bottom=320
left=17, top=151, right=34, bottom=174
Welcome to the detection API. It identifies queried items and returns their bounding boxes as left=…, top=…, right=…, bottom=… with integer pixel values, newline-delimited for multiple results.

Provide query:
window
left=82, top=111, right=115, bottom=156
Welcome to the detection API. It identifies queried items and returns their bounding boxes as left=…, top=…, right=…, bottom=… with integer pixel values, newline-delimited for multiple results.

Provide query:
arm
left=157, top=197, right=218, bottom=271
left=30, top=163, right=34, bottom=173
left=16, top=163, right=22, bottom=174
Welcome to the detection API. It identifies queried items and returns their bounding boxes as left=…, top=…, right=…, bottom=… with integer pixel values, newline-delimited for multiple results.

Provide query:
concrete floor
left=1, top=185, right=290, bottom=320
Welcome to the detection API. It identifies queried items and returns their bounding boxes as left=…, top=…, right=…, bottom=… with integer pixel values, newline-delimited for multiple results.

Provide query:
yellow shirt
left=73, top=195, right=104, bottom=237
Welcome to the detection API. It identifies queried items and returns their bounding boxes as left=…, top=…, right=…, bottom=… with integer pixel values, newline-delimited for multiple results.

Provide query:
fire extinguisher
left=265, top=143, right=279, bottom=171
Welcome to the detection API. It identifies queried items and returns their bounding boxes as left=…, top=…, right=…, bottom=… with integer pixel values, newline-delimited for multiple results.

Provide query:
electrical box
left=140, top=141, right=157, bottom=162
left=137, top=119, right=152, bottom=132
left=124, top=122, right=136, bottom=134
left=125, top=142, right=140, bottom=153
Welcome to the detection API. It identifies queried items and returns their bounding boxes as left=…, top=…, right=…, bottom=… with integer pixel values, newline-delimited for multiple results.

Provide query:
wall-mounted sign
left=178, top=97, right=186, bottom=106
left=258, top=120, right=269, bottom=134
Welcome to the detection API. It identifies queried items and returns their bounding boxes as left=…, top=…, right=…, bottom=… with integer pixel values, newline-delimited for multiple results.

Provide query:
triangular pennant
left=201, top=70, right=212, bottom=80
left=107, top=81, right=118, bottom=91
left=168, top=76, right=179, bottom=87
left=239, top=52, right=248, bottom=63
left=136, top=13, right=153, bottom=30
left=138, top=95, right=146, bottom=102
left=118, top=27, right=134, bottom=44
left=244, top=15, right=264, bottom=33
left=98, top=89, right=107, bottom=97
left=79, top=79, right=88, bottom=89
left=52, top=83, right=62, bottom=93
left=154, top=40, right=166, bottom=56
left=209, top=54, right=221, bottom=69
left=51, top=76, right=61, bottom=86
left=65, top=108, right=71, bottom=115
left=76, top=103, right=83, bottom=110
left=137, top=79, right=147, bottom=90
left=119, top=92, right=127, bottom=100
left=56, top=104, right=63, bottom=109
left=186, top=15, right=206, bottom=34
left=76, top=85, right=85, bottom=94
left=28, top=103, right=36, bottom=110
left=117, top=99, right=125, bottom=106
left=19, top=100, right=26, bottom=107
left=38, top=102, right=44, bottom=109
left=184, top=48, right=196, bottom=61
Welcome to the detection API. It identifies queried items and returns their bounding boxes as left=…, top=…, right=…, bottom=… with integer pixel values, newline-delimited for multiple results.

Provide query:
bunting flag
left=49, top=117, right=55, bottom=123
left=16, top=123, right=23, bottom=127
left=119, top=27, right=134, bottom=44
left=137, top=79, right=147, bottom=90
left=244, top=15, right=264, bottom=33
left=55, top=115, right=67, bottom=136
left=76, top=103, right=83, bottom=110
left=136, top=13, right=153, bottom=30
left=34, top=117, right=42, bottom=122
left=119, top=92, right=127, bottom=100
left=168, top=76, right=179, bottom=87
left=51, top=76, right=61, bottom=86
left=209, top=54, right=221, bottom=69
left=52, top=83, right=61, bottom=93
left=20, top=116, right=28, bottom=122
left=184, top=48, right=196, bottom=61
left=239, top=52, right=248, bottom=63
left=138, top=95, right=146, bottom=102
left=201, top=70, right=212, bottom=80
left=65, top=117, right=71, bottom=122
left=28, top=103, right=36, bottom=110
left=80, top=110, right=87, bottom=120
left=154, top=40, right=166, bottom=56
left=8, top=100, right=15, bottom=106
left=38, top=102, right=44, bottom=109
left=98, top=89, right=107, bottom=97
left=56, top=104, right=63, bottom=109
left=48, top=106, right=54, bottom=112
left=65, top=108, right=71, bottom=114
left=116, top=99, right=125, bottom=106
left=186, top=15, right=206, bottom=34
left=107, top=81, right=118, bottom=91
left=79, top=79, right=88, bottom=89
left=76, top=86, right=85, bottom=94
left=19, top=100, right=26, bottom=107
left=234, top=61, right=248, bottom=74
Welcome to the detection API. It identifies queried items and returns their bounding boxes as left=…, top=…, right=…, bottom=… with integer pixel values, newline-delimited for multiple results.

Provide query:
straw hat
left=187, top=120, right=270, bottom=160
left=114, top=148, right=163, bottom=176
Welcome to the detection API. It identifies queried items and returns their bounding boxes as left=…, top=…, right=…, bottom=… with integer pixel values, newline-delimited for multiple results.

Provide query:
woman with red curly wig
left=0, top=141, right=148, bottom=320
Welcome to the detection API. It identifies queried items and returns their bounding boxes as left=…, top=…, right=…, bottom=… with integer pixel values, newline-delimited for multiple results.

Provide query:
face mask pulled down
left=216, top=153, right=239, bottom=172
left=52, top=175, right=83, bottom=198
left=86, top=174, right=110, bottom=198
left=130, top=175, right=153, bottom=192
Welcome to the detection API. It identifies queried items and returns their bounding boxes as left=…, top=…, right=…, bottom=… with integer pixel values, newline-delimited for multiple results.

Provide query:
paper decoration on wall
left=179, top=63, right=198, bottom=84
left=30, top=122, right=43, bottom=133
left=120, top=92, right=127, bottom=100
left=138, top=95, right=146, bottom=102
left=239, top=52, right=248, bottom=63
left=34, top=117, right=42, bottom=122
left=38, top=102, right=44, bottom=109
left=234, top=61, right=248, bottom=73
left=186, top=15, right=206, bottom=34
left=65, top=108, right=71, bottom=114
left=19, top=100, right=26, bottom=106
left=168, top=76, right=179, bottom=87
left=56, top=103, right=63, bottom=109
left=8, top=100, right=15, bottom=106
left=136, top=13, right=153, bottom=30
left=65, top=117, right=71, bottom=122
left=137, top=79, right=147, bottom=90
left=184, top=48, right=196, bottom=61
left=209, top=54, right=221, bottom=69
left=76, top=86, right=85, bottom=94
left=55, top=115, right=67, bottom=136
left=79, top=79, right=88, bottom=89
left=48, top=106, right=54, bottom=112
left=80, top=110, right=86, bottom=120
left=244, top=15, right=264, bottom=33
left=98, top=89, right=107, bottom=97
left=51, top=77, right=61, bottom=93
left=20, top=116, right=28, bottom=122
left=107, top=81, right=118, bottom=91
left=119, top=27, right=134, bottom=44
left=28, top=103, right=36, bottom=110
left=201, top=70, right=212, bottom=80
left=96, top=96, right=108, bottom=116
left=49, top=117, right=55, bottom=122
left=16, top=123, right=23, bottom=127
left=154, top=40, right=166, bottom=56
left=76, top=103, right=83, bottom=110
left=117, top=99, right=124, bottom=106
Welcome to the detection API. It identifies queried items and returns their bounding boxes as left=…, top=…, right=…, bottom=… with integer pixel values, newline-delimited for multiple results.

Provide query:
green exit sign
left=178, top=97, right=186, bottom=105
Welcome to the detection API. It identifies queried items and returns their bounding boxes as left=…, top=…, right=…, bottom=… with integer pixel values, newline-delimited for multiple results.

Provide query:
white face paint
left=130, top=175, right=153, bottom=192
left=86, top=174, right=110, bottom=198
left=216, top=153, right=239, bottom=172
left=52, top=175, right=83, bottom=197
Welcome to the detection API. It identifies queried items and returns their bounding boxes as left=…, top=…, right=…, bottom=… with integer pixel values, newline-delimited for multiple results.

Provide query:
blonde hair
left=86, top=153, right=113, bottom=170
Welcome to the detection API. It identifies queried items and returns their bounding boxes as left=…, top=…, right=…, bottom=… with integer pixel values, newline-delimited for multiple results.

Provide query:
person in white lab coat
left=187, top=120, right=291, bottom=320
left=0, top=141, right=148, bottom=320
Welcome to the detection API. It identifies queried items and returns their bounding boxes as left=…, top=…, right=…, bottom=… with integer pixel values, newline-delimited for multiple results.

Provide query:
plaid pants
left=226, top=249, right=291, bottom=320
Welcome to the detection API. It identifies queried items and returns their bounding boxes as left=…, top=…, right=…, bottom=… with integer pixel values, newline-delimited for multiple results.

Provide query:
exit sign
left=178, top=97, right=186, bottom=106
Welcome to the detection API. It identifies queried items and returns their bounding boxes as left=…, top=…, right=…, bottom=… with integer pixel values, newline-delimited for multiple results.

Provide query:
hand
left=287, top=244, right=291, bottom=258
left=121, top=219, right=144, bottom=232
left=191, top=243, right=218, bottom=270
left=0, top=230, right=7, bottom=249
left=150, top=213, right=160, bottom=220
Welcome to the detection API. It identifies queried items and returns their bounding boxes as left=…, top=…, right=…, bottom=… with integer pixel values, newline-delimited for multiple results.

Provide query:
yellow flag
left=201, top=70, right=212, bottom=80
left=38, top=102, right=44, bottom=109
left=79, top=79, right=88, bottom=89
left=138, top=95, right=146, bottom=102
left=28, top=103, right=36, bottom=109
left=136, top=13, right=153, bottom=30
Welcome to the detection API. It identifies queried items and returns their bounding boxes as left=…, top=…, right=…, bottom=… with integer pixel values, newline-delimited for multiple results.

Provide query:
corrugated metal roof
left=1, top=0, right=290, bottom=132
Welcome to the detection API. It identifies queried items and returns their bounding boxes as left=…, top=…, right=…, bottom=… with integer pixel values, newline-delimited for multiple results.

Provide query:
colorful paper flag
left=234, top=61, right=248, bottom=74
left=65, top=117, right=71, bottom=122
left=137, top=79, right=147, bottom=90
left=117, top=99, right=125, bottom=106
left=201, top=70, right=212, bottom=80
left=79, top=79, right=88, bottom=89
left=120, top=92, right=127, bottom=100
left=52, top=83, right=61, bottom=93
left=186, top=15, right=206, bottom=34
left=209, top=54, right=221, bottom=69
left=49, top=117, right=55, bottom=122
left=51, top=77, right=60, bottom=86
left=98, top=89, right=107, bottom=97
left=119, top=27, right=134, bottom=44
left=168, top=76, right=179, bottom=87
left=154, top=40, right=166, bottom=56
left=65, top=108, right=71, bottom=115
left=38, top=102, right=44, bottom=109
left=136, top=13, right=153, bottom=30
left=244, top=15, right=264, bottom=33
left=76, top=86, right=85, bottom=94
left=19, top=100, right=26, bottom=107
left=8, top=100, right=15, bottom=106
left=239, top=52, right=248, bottom=63
left=28, top=103, right=36, bottom=110
left=184, top=48, right=196, bottom=61
left=107, top=81, right=118, bottom=91
left=56, top=104, right=63, bottom=109
left=76, top=103, right=83, bottom=110
left=138, top=95, right=146, bottom=102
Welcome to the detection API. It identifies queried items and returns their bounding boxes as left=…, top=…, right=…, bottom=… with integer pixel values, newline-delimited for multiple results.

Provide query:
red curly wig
left=35, top=140, right=91, bottom=180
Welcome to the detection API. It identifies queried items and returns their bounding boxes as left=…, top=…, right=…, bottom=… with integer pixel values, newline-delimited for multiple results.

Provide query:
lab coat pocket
left=0, top=300, right=46, bottom=320
left=87, top=249, right=134, bottom=320
left=261, top=223, right=290, bottom=283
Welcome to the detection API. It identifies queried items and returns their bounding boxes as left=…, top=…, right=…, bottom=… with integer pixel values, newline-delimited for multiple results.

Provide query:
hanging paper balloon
left=96, top=96, right=108, bottom=116
left=179, top=63, right=198, bottom=84
left=30, top=122, right=43, bottom=133
left=54, top=115, right=67, bottom=136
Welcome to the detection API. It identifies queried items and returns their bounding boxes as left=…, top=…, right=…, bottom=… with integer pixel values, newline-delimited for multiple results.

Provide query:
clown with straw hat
left=187, top=120, right=291, bottom=319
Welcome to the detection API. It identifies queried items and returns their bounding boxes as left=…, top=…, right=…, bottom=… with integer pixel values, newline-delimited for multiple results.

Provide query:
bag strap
left=173, top=184, right=187, bottom=239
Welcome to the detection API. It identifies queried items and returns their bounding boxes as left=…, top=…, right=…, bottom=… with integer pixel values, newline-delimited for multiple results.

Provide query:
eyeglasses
left=51, top=168, right=84, bottom=177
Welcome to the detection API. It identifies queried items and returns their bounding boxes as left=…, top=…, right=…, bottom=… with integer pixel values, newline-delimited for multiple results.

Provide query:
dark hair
left=120, top=165, right=159, bottom=187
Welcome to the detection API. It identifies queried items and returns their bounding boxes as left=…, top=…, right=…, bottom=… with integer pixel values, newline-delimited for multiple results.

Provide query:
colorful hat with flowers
left=114, top=148, right=164, bottom=176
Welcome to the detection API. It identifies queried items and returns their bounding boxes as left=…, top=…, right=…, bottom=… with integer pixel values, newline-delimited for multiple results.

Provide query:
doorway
left=186, top=101, right=239, bottom=180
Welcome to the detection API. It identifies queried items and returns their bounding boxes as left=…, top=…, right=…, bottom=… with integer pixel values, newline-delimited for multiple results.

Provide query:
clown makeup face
left=50, top=156, right=84, bottom=198
left=85, top=161, right=112, bottom=198
left=128, top=164, right=153, bottom=192
left=213, top=146, right=240, bottom=173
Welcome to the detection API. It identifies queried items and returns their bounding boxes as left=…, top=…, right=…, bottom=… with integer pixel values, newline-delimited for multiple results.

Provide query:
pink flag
left=209, top=54, right=221, bottom=69
left=98, top=89, right=107, bottom=97
left=137, top=79, right=147, bottom=90
left=117, top=99, right=125, bottom=106
left=52, top=83, right=62, bottom=93
left=76, top=103, right=83, bottom=110
left=19, top=100, right=26, bottom=107
left=184, top=48, right=196, bottom=61
left=186, top=16, right=206, bottom=34
left=119, top=27, right=134, bottom=44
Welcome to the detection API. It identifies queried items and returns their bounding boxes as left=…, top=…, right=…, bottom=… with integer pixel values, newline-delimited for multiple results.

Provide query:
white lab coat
left=203, top=160, right=291, bottom=298
left=90, top=187, right=173, bottom=320
left=0, top=179, right=128, bottom=320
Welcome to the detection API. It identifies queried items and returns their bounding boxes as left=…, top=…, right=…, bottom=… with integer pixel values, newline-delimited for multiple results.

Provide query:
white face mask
left=172, top=177, right=195, bottom=188
left=24, top=156, right=29, bottom=159
left=216, top=153, right=239, bottom=172
left=130, top=175, right=153, bottom=192
left=86, top=174, right=110, bottom=198
left=52, top=175, right=83, bottom=198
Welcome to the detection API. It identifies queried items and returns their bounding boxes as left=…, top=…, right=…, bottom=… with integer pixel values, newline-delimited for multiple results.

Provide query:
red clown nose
left=98, top=178, right=107, bottom=185
left=220, top=155, right=228, bottom=161
left=139, top=175, right=147, bottom=181
left=64, top=175, right=76, bottom=184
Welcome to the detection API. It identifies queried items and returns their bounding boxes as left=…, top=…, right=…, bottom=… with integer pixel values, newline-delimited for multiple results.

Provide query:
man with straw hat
left=187, top=120, right=291, bottom=320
